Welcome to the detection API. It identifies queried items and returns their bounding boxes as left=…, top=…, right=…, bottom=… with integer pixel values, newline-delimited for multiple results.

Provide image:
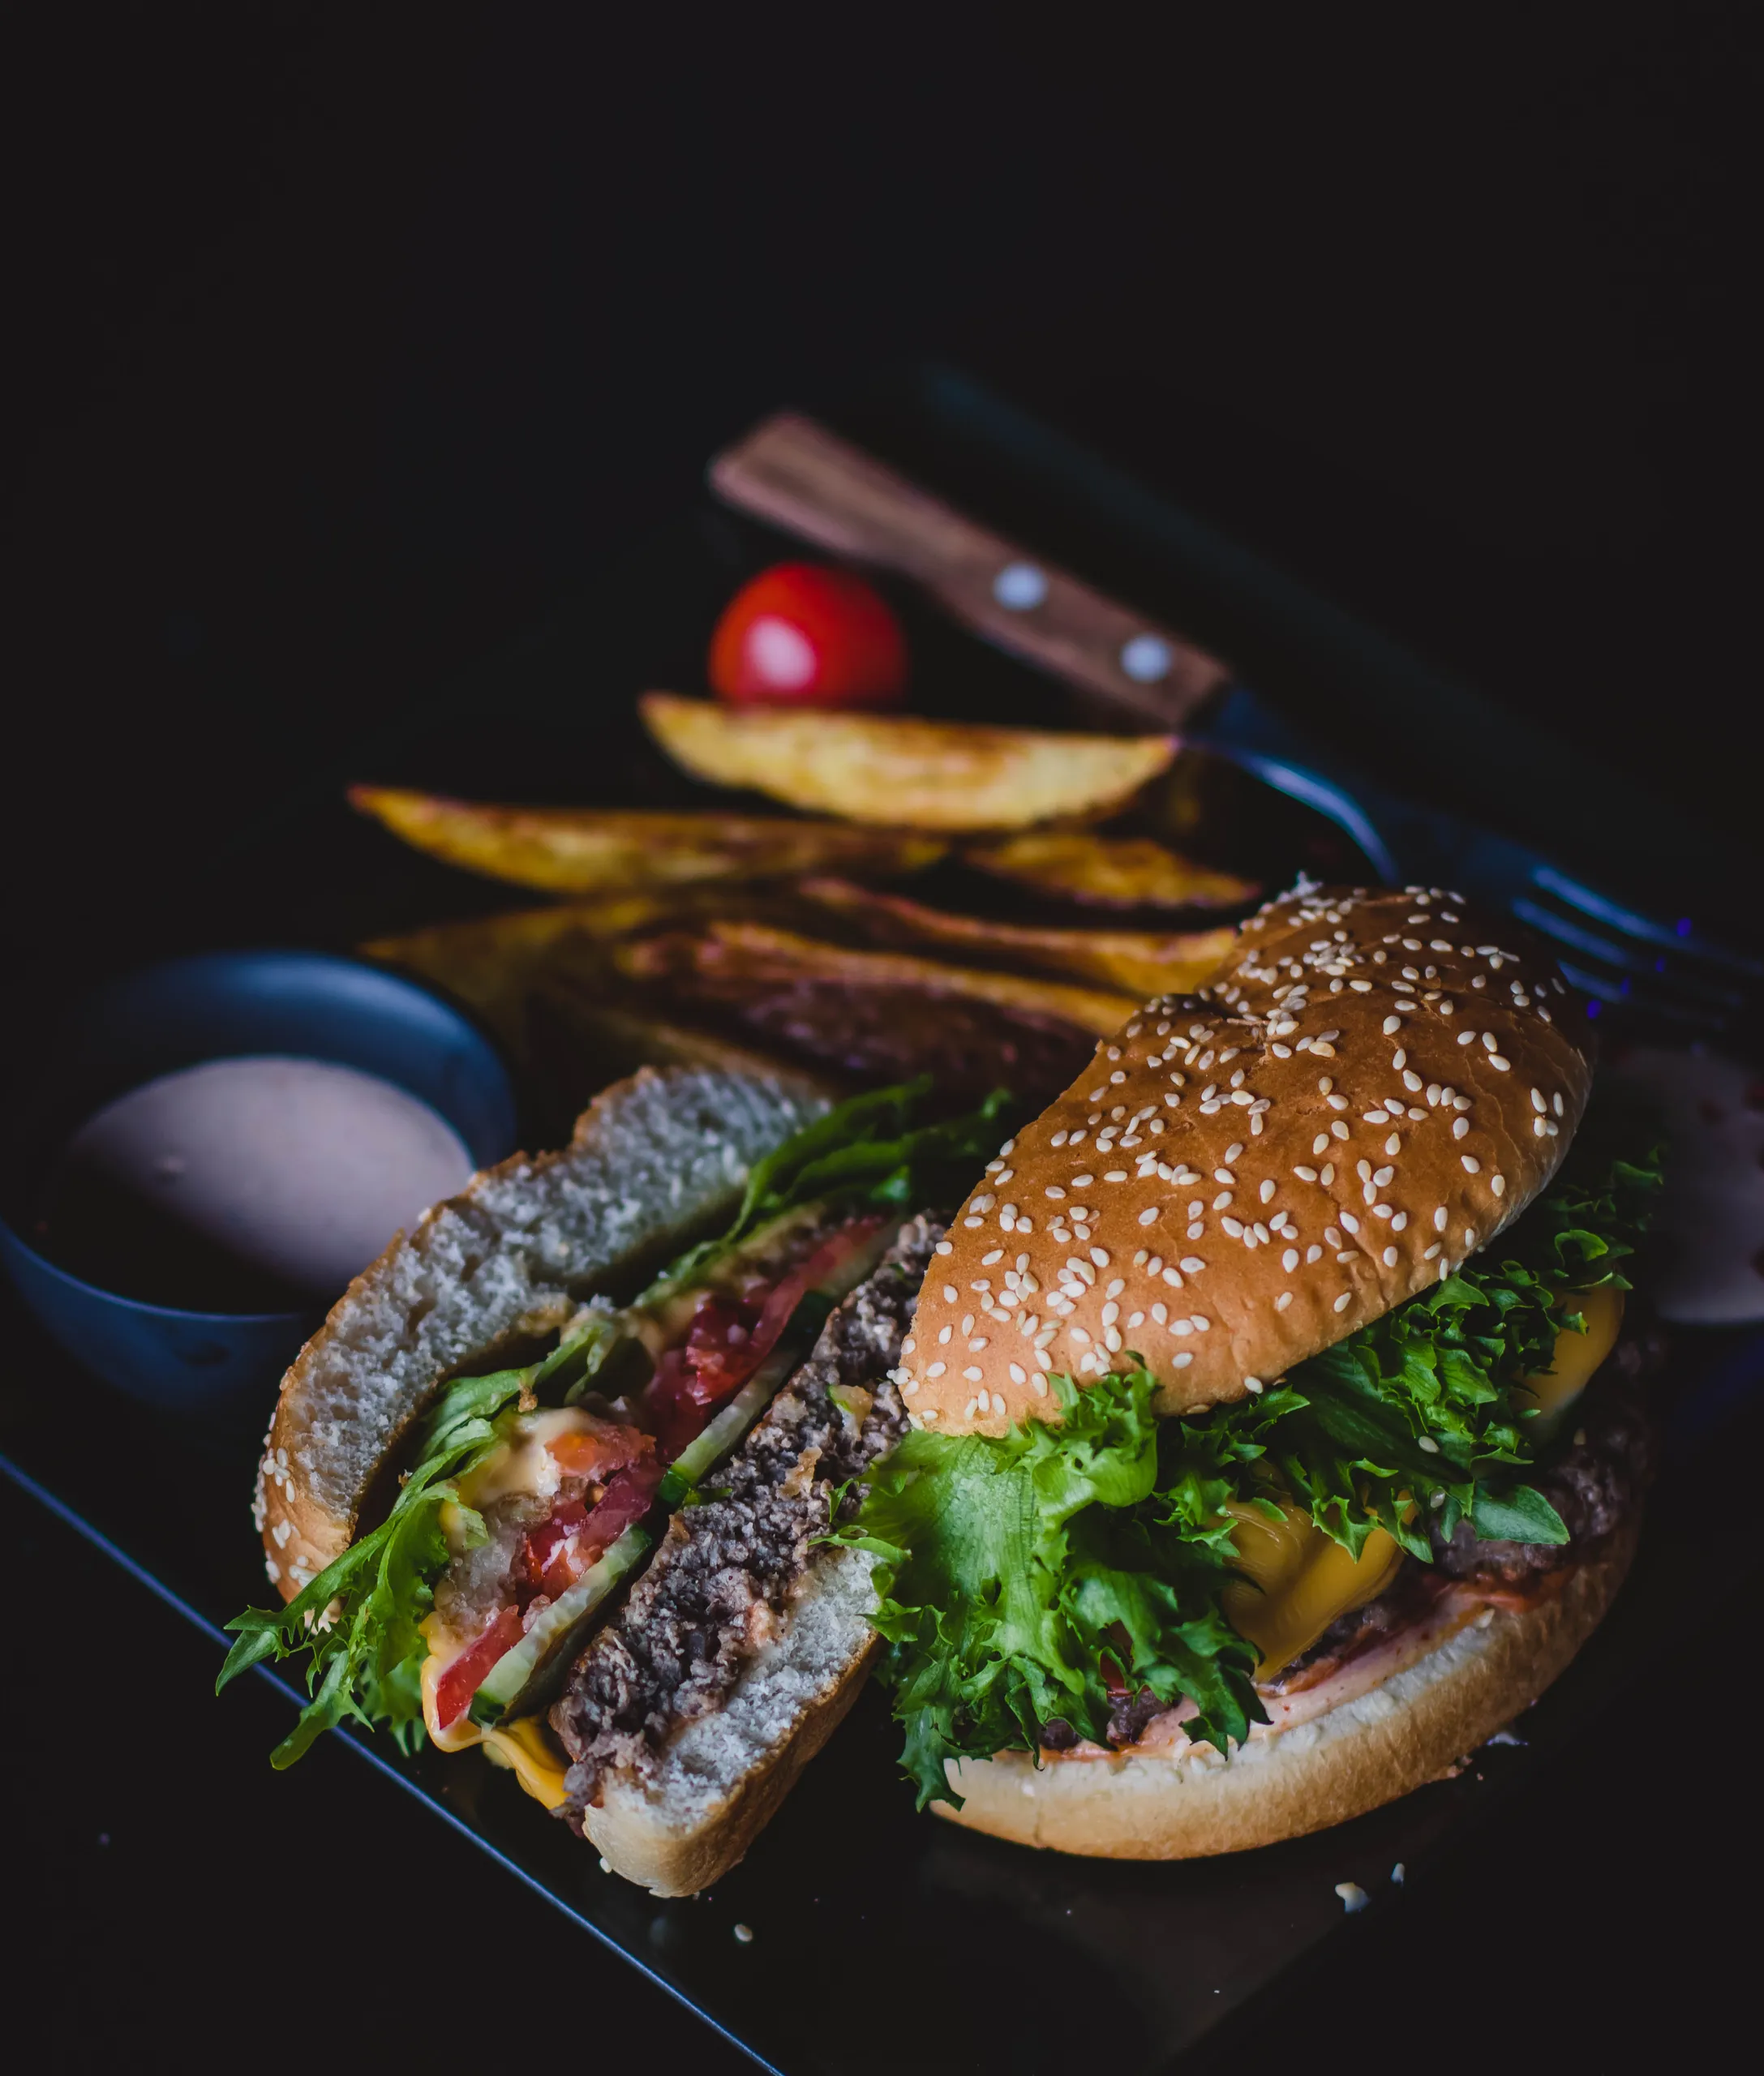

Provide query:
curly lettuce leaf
left=851, top=1128, right=1660, bottom=1805
left=216, top=1365, right=534, bottom=1765
left=845, top=1370, right=1262, bottom=1808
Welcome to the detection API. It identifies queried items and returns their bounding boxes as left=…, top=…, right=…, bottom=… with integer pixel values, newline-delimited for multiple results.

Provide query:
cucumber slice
left=467, top=1524, right=652, bottom=1727
left=659, top=1341, right=805, bottom=1505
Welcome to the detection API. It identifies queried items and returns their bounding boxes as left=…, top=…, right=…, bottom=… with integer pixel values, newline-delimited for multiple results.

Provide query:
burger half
left=845, top=882, right=1660, bottom=1855
left=218, top=1068, right=1002, bottom=1893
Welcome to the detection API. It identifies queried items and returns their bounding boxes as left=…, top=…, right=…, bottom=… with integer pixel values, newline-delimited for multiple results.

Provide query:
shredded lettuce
left=847, top=1129, right=1661, bottom=1808
left=220, top=1078, right=1009, bottom=1763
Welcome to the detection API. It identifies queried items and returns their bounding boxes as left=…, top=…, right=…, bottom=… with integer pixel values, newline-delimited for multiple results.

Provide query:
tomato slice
left=433, top=1606, right=525, bottom=1730
left=522, top=1498, right=588, bottom=1590
left=646, top=1216, right=891, bottom=1460
left=708, top=562, right=908, bottom=709
left=579, top=1461, right=662, bottom=1551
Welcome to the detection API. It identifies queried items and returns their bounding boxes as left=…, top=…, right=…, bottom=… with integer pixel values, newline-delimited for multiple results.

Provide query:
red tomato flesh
left=708, top=562, right=907, bottom=708
left=434, top=1606, right=525, bottom=1729
left=645, top=1216, right=888, bottom=1462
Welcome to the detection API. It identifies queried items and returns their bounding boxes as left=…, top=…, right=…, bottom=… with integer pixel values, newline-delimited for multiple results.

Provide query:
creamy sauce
left=40, top=1056, right=473, bottom=1310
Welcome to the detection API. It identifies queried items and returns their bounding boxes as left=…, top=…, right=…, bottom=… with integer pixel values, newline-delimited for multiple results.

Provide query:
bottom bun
left=938, top=1515, right=1640, bottom=1859
left=582, top=1547, right=881, bottom=1897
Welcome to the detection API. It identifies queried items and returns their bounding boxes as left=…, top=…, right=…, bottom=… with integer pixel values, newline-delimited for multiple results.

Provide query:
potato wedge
left=360, top=900, right=665, bottom=1054
left=621, top=923, right=1138, bottom=1032
left=617, top=923, right=1140, bottom=1111
left=350, top=786, right=947, bottom=893
left=638, top=692, right=1176, bottom=831
left=795, top=878, right=1236, bottom=998
left=961, top=831, right=1259, bottom=910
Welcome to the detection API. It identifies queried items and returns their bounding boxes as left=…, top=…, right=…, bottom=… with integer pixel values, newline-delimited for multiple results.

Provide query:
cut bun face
left=903, top=885, right=1594, bottom=1435
left=937, top=1513, right=1639, bottom=1859
left=255, top=1066, right=828, bottom=1598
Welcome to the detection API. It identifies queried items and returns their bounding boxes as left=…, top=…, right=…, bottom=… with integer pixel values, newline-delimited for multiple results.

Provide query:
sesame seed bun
left=935, top=1510, right=1639, bottom=1858
left=903, top=884, right=1594, bottom=1435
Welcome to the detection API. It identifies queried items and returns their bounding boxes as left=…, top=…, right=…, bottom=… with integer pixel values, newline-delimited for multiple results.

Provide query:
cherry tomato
left=708, top=561, right=908, bottom=708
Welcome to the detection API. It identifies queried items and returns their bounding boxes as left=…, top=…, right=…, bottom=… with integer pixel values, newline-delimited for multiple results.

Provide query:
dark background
left=4, top=10, right=1754, bottom=2067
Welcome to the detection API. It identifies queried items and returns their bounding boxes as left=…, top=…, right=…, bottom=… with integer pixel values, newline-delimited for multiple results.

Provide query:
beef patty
left=551, top=1212, right=939, bottom=1816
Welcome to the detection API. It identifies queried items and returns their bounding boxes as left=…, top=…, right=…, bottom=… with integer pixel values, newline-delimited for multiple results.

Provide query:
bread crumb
left=1334, top=1881, right=1369, bottom=1914
left=1390, top=1863, right=1405, bottom=1885
left=734, top=1924, right=755, bottom=1945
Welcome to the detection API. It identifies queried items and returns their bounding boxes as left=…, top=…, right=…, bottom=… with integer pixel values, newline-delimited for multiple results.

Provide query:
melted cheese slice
left=1518, top=1285, right=1625, bottom=1433
left=419, top=1639, right=573, bottom=1807
left=1222, top=1501, right=1403, bottom=1677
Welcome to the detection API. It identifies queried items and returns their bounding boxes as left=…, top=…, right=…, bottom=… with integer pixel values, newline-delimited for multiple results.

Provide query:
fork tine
left=1508, top=898, right=1750, bottom=1010
left=1551, top=957, right=1735, bottom=1034
left=1529, top=864, right=1764, bottom=980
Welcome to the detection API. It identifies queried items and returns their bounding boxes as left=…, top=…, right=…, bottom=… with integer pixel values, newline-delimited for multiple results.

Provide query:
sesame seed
left=1453, top=1117, right=1469, bottom=1139
left=1307, top=1244, right=1323, bottom=1263
left=1294, top=1165, right=1319, bottom=1182
left=964, top=1366, right=983, bottom=1383
left=1383, top=1246, right=1399, bottom=1267
left=927, top=1362, right=946, bottom=1378
left=1091, top=1247, right=1109, bottom=1267
left=1333, top=1292, right=1353, bottom=1312
left=1461, top=1155, right=1480, bottom=1173
left=1423, top=1242, right=1441, bottom=1259
left=1491, top=1174, right=1506, bottom=1196
left=1383, top=1015, right=1401, bottom=1034
left=1172, top=1352, right=1194, bottom=1369
left=1373, top=1165, right=1394, bottom=1187
left=1434, top=1206, right=1448, bottom=1230
left=1489, top=1054, right=1511, bottom=1071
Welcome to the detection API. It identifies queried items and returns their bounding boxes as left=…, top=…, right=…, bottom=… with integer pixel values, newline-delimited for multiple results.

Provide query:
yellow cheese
left=419, top=1638, right=484, bottom=1753
left=453, top=1406, right=607, bottom=1512
left=1518, top=1285, right=1624, bottom=1432
left=420, top=1636, right=573, bottom=1808
left=1222, top=1500, right=1403, bottom=1677
left=479, top=1718, right=573, bottom=1810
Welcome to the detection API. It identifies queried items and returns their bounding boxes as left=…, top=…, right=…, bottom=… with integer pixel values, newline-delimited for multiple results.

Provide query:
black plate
left=4, top=366, right=1759, bottom=2074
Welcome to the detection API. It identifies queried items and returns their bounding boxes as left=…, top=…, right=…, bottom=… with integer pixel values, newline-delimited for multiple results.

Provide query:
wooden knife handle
left=709, top=412, right=1229, bottom=729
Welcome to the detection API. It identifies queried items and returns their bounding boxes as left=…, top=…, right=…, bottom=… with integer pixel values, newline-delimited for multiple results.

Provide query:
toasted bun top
left=903, top=884, right=1593, bottom=1435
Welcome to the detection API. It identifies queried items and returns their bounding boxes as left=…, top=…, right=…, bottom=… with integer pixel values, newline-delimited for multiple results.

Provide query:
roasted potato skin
left=796, top=878, right=1235, bottom=997
left=961, top=830, right=1259, bottom=910
left=638, top=693, right=1176, bottom=832
left=349, top=787, right=947, bottom=893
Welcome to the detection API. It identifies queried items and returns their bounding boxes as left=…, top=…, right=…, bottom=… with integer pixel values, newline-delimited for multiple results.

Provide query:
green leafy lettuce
left=216, top=1365, right=534, bottom=1765
left=219, top=1078, right=1008, bottom=1762
left=845, top=1128, right=1661, bottom=1808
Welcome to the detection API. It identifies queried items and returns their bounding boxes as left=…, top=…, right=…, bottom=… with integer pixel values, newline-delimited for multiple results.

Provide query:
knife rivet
left=994, top=561, right=1049, bottom=611
left=1119, top=633, right=1174, bottom=683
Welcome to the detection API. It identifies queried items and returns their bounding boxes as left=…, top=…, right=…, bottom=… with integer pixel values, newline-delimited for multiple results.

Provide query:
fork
left=709, top=411, right=1762, bottom=1041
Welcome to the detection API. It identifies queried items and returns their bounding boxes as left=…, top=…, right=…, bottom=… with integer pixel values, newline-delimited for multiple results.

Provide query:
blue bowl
left=0, top=950, right=517, bottom=1419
